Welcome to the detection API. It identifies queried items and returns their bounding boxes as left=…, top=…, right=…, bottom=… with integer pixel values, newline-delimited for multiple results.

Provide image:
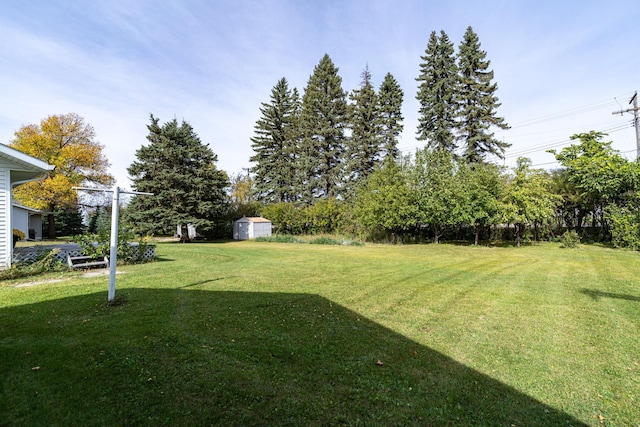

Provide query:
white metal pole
left=108, top=187, right=120, bottom=302
left=73, top=186, right=152, bottom=303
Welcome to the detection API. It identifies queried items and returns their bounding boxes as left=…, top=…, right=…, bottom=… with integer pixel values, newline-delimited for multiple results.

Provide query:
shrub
left=607, top=205, right=640, bottom=250
left=255, top=235, right=304, bottom=243
left=309, top=237, right=340, bottom=245
left=0, top=249, right=65, bottom=280
left=558, top=230, right=581, bottom=249
left=73, top=229, right=153, bottom=264
left=12, top=228, right=25, bottom=241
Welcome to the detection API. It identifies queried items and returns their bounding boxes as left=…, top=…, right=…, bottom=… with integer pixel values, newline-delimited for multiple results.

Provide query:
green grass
left=1, top=241, right=639, bottom=426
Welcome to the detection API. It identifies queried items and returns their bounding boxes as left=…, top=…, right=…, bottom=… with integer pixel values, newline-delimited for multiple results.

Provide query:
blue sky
left=1, top=0, right=638, bottom=188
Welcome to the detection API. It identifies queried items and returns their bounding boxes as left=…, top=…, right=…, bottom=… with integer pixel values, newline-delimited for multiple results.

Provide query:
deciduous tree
left=411, top=148, right=467, bottom=243
left=355, top=157, right=416, bottom=242
left=459, top=162, right=505, bottom=245
left=10, top=113, right=114, bottom=238
left=502, top=158, right=559, bottom=247
left=549, top=131, right=639, bottom=237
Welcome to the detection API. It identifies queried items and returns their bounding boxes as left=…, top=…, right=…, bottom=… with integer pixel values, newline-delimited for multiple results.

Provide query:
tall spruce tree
left=378, top=72, right=404, bottom=160
left=125, top=115, right=229, bottom=238
left=457, top=26, right=510, bottom=163
left=298, top=54, right=348, bottom=203
left=250, top=77, right=300, bottom=203
left=416, top=30, right=459, bottom=153
left=345, top=65, right=382, bottom=196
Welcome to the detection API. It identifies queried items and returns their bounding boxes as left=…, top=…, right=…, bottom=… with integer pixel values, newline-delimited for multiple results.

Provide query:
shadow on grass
left=580, top=288, right=640, bottom=302
left=0, top=289, right=587, bottom=426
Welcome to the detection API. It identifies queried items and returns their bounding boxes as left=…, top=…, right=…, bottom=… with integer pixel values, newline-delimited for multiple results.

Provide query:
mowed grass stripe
left=2, top=241, right=639, bottom=425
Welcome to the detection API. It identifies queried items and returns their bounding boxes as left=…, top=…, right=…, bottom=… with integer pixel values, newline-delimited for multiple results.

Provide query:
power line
left=502, top=91, right=635, bottom=130
left=504, top=123, right=632, bottom=159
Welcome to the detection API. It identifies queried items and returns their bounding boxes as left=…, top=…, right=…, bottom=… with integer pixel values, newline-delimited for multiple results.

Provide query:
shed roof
left=236, top=216, right=271, bottom=223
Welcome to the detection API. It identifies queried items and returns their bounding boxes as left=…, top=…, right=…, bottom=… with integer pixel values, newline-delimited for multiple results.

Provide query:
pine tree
left=416, top=30, right=459, bottom=153
left=298, top=54, right=348, bottom=204
left=378, top=72, right=404, bottom=160
left=344, top=65, right=382, bottom=197
left=250, top=77, right=300, bottom=203
left=125, top=115, right=229, bottom=238
left=457, top=26, right=510, bottom=163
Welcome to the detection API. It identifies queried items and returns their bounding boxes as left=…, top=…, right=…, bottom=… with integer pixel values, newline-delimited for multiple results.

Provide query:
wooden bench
left=67, top=254, right=109, bottom=269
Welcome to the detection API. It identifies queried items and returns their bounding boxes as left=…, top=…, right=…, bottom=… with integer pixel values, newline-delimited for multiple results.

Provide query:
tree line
left=8, top=27, right=640, bottom=248
left=250, top=27, right=509, bottom=205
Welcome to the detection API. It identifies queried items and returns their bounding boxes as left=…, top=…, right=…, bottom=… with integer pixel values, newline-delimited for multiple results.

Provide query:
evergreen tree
left=457, top=26, right=510, bottom=163
left=250, top=77, right=300, bottom=203
left=345, top=65, right=382, bottom=197
left=378, top=72, right=404, bottom=160
left=416, top=30, right=459, bottom=153
left=125, top=115, right=229, bottom=238
left=298, top=54, right=348, bottom=204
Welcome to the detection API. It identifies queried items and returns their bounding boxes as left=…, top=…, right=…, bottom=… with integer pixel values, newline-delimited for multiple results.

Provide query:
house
left=233, top=216, right=272, bottom=240
left=12, top=203, right=46, bottom=240
left=0, top=143, right=54, bottom=268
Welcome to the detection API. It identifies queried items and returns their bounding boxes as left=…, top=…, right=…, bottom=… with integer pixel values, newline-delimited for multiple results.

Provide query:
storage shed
left=233, top=216, right=272, bottom=240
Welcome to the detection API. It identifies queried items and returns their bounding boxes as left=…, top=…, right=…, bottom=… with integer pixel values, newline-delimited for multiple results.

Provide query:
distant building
left=12, top=203, right=46, bottom=240
left=233, top=217, right=272, bottom=240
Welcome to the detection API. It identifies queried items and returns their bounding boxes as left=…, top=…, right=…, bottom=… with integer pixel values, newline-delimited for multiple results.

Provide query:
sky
left=1, top=0, right=639, bottom=190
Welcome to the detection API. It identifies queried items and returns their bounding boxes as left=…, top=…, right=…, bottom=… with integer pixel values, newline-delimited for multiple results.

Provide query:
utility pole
left=612, top=91, right=640, bottom=159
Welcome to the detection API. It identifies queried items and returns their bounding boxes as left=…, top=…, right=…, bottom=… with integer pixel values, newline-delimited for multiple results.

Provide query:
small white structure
left=0, top=144, right=54, bottom=268
left=233, top=216, right=272, bottom=240
left=12, top=203, right=45, bottom=240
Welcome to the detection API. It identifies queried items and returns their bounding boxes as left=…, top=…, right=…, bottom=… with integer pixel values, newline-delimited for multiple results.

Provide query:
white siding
left=233, top=219, right=250, bottom=240
left=0, top=169, right=9, bottom=268
left=12, top=206, right=29, bottom=238
left=250, top=222, right=272, bottom=238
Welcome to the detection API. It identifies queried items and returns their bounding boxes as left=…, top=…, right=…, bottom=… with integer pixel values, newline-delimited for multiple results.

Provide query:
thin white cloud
left=0, top=0, right=638, bottom=186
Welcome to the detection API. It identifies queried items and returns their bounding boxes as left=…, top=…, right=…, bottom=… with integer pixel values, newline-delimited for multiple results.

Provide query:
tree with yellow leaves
left=10, top=113, right=114, bottom=238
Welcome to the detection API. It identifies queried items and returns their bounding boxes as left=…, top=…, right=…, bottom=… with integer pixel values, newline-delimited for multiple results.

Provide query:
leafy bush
left=255, top=235, right=304, bottom=243
left=73, top=229, right=153, bottom=264
left=0, top=249, right=65, bottom=280
left=12, top=228, right=25, bottom=241
left=309, top=237, right=340, bottom=245
left=558, top=230, right=581, bottom=249
left=606, top=205, right=640, bottom=250
left=254, top=234, right=364, bottom=246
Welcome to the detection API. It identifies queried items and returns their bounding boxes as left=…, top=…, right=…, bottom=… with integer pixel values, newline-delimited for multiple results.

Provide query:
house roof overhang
left=0, top=144, right=54, bottom=185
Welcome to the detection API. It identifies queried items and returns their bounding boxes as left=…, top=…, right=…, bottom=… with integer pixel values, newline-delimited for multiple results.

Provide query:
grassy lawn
left=1, top=241, right=639, bottom=426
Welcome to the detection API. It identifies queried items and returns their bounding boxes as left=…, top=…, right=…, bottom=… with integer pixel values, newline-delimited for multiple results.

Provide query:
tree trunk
left=515, top=223, right=522, bottom=247
left=474, top=224, right=481, bottom=246
left=47, top=212, right=56, bottom=240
